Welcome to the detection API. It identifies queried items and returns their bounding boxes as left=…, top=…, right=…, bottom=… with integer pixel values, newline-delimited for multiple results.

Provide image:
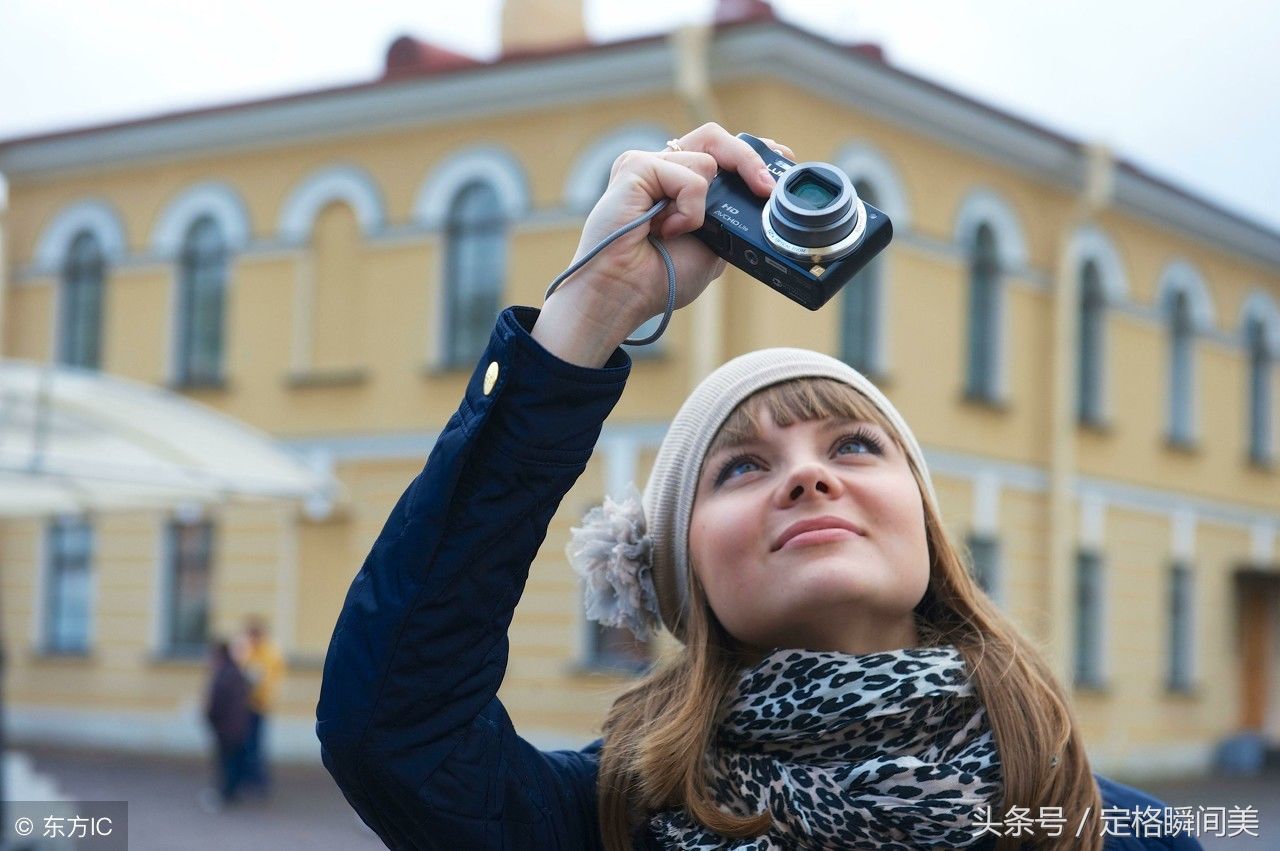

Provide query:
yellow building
left=1, top=0, right=1278, bottom=782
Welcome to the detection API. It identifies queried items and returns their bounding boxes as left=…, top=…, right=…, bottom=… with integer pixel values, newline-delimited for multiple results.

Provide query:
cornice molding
left=2, top=23, right=1278, bottom=269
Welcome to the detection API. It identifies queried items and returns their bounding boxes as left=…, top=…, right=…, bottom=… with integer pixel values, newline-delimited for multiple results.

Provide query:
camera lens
left=787, top=173, right=839, bottom=210
left=763, top=162, right=865, bottom=262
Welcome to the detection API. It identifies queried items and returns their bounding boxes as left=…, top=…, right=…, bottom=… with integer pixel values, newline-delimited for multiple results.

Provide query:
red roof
left=382, top=34, right=480, bottom=80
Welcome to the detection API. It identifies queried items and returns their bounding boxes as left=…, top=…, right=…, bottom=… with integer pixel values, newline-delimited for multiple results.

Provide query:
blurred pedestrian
left=200, top=639, right=252, bottom=811
left=237, top=615, right=285, bottom=798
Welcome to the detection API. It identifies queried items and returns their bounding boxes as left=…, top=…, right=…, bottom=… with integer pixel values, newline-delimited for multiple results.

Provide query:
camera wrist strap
left=543, top=199, right=676, bottom=347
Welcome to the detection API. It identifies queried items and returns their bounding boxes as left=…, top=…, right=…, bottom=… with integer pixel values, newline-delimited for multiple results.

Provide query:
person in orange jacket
left=237, top=615, right=285, bottom=797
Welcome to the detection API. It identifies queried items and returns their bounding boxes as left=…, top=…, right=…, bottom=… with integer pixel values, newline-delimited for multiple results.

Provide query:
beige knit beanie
left=644, top=347, right=937, bottom=641
left=567, top=347, right=936, bottom=644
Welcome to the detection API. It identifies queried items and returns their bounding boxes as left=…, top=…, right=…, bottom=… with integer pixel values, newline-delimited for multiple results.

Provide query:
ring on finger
left=663, top=138, right=683, bottom=152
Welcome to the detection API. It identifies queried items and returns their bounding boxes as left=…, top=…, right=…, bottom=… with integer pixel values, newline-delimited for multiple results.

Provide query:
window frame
left=441, top=180, right=508, bottom=368
left=163, top=518, right=215, bottom=657
left=965, top=532, right=1002, bottom=606
left=175, top=215, right=229, bottom=388
left=1245, top=317, right=1273, bottom=464
left=1077, top=259, right=1108, bottom=426
left=57, top=230, right=106, bottom=370
left=840, top=180, right=885, bottom=377
left=1165, top=289, right=1198, bottom=447
left=1073, top=548, right=1107, bottom=689
left=964, top=223, right=1002, bottom=403
left=42, top=517, right=94, bottom=655
left=1166, top=560, right=1196, bottom=692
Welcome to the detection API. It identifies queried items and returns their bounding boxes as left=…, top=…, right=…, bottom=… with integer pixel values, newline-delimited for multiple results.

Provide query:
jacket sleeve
left=1095, top=774, right=1205, bottom=850
left=315, top=305, right=629, bottom=849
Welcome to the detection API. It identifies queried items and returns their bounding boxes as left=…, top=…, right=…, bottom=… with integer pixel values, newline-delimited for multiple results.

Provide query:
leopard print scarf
left=649, top=645, right=1003, bottom=850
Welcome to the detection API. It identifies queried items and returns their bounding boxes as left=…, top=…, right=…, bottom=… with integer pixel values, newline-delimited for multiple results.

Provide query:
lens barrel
left=763, top=163, right=864, bottom=261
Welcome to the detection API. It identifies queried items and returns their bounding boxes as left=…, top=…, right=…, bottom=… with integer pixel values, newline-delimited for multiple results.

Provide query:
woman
left=316, top=124, right=1201, bottom=849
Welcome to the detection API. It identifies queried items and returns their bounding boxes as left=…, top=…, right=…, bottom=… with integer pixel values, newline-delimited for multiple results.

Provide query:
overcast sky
left=2, top=0, right=1278, bottom=231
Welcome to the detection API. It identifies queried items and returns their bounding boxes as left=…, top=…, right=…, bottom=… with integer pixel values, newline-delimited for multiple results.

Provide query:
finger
left=684, top=122, right=775, bottom=197
left=758, top=137, right=796, bottom=161
left=616, top=154, right=710, bottom=238
left=653, top=150, right=718, bottom=183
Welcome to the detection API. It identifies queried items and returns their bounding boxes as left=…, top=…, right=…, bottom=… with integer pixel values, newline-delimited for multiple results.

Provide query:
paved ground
left=9, top=745, right=382, bottom=851
left=5, top=744, right=1276, bottom=849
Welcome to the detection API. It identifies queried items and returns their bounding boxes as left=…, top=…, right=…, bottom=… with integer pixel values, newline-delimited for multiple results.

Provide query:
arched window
left=840, top=180, right=883, bottom=375
left=443, top=181, right=506, bottom=367
left=58, top=231, right=105, bottom=369
left=1246, top=316, right=1272, bottom=463
left=177, top=216, right=228, bottom=386
left=1166, top=290, right=1196, bottom=445
left=1077, top=260, right=1107, bottom=425
left=965, top=223, right=1000, bottom=401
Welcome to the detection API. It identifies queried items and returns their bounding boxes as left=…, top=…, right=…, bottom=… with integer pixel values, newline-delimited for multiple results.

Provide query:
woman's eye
left=717, top=456, right=759, bottom=484
left=837, top=430, right=885, bottom=456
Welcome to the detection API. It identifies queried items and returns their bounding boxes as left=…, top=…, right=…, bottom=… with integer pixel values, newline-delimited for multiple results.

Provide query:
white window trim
left=32, top=198, right=128, bottom=275
left=1169, top=562, right=1197, bottom=690
left=1069, top=226, right=1130, bottom=424
left=163, top=223, right=236, bottom=387
left=35, top=515, right=95, bottom=654
left=1168, top=510, right=1198, bottom=688
left=1240, top=290, right=1280, bottom=461
left=49, top=228, right=108, bottom=369
left=150, top=516, right=170, bottom=656
left=414, top=146, right=529, bottom=370
left=954, top=189, right=1026, bottom=404
left=154, top=508, right=215, bottom=655
left=277, top=163, right=386, bottom=246
left=30, top=521, right=49, bottom=652
left=1238, top=289, right=1280, bottom=357
left=834, top=141, right=913, bottom=232
left=953, top=188, right=1028, bottom=271
left=835, top=142, right=911, bottom=378
left=1075, top=548, right=1110, bottom=687
left=412, top=145, right=530, bottom=230
left=150, top=181, right=251, bottom=259
left=1157, top=261, right=1214, bottom=445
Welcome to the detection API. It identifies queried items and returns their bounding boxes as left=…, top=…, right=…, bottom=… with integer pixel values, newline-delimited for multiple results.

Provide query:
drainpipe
left=1045, top=143, right=1113, bottom=682
left=0, top=168, right=9, bottom=847
left=669, top=23, right=722, bottom=382
left=0, top=172, right=8, bottom=357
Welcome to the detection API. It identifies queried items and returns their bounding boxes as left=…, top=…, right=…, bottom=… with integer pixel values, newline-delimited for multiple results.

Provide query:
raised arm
left=315, top=123, right=780, bottom=849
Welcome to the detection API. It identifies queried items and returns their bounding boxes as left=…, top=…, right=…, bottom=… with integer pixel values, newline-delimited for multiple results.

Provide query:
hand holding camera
left=550, top=124, right=786, bottom=329
left=533, top=123, right=892, bottom=367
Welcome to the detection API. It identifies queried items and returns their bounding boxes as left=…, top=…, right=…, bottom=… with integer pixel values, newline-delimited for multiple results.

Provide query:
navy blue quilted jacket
left=316, top=306, right=1202, bottom=850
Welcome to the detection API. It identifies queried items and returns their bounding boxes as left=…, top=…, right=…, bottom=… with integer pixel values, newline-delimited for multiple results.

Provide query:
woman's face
left=688, top=408, right=930, bottom=655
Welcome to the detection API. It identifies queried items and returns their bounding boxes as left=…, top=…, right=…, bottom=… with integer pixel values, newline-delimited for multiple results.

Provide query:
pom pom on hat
left=566, top=483, right=661, bottom=640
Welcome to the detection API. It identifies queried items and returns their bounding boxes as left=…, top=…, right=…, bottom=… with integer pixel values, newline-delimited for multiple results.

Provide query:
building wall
left=2, top=58, right=1278, bottom=781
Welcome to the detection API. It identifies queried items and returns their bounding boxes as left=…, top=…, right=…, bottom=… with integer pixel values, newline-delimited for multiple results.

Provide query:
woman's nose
left=780, top=463, right=843, bottom=503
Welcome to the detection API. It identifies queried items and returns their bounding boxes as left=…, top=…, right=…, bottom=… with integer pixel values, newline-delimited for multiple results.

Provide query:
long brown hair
left=597, top=377, right=1102, bottom=850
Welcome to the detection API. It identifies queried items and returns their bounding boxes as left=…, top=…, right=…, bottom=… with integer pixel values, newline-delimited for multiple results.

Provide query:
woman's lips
left=778, top=528, right=860, bottom=551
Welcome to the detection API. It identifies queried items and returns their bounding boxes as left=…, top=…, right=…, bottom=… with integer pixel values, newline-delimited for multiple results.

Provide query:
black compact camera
left=693, top=133, right=893, bottom=310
